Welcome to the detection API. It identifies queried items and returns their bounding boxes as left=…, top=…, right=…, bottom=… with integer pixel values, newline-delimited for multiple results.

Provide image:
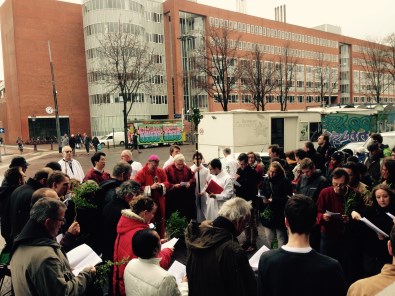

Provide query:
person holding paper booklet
left=113, top=196, right=173, bottom=296
left=206, top=158, right=234, bottom=220
left=185, top=197, right=257, bottom=296
left=124, top=229, right=188, bottom=296
left=257, top=195, right=347, bottom=296
left=165, top=153, right=196, bottom=221
left=317, top=168, right=366, bottom=284
left=134, top=154, right=170, bottom=238
left=10, top=197, right=96, bottom=296
left=348, top=224, right=395, bottom=296
left=351, top=184, right=395, bottom=276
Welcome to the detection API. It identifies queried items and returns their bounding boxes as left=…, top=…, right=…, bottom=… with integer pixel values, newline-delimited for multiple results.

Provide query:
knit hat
left=331, top=151, right=344, bottom=163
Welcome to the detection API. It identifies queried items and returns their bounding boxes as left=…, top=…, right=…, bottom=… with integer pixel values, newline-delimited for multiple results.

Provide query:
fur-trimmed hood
left=116, top=209, right=146, bottom=235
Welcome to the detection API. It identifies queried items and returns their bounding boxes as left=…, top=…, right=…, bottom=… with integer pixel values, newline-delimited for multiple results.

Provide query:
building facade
left=0, top=0, right=91, bottom=144
left=163, top=0, right=395, bottom=116
left=82, top=0, right=168, bottom=136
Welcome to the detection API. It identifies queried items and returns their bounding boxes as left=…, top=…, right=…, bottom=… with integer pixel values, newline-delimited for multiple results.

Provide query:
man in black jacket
left=295, top=158, right=330, bottom=251
left=9, top=167, right=52, bottom=242
left=186, top=197, right=256, bottom=296
left=235, top=153, right=259, bottom=252
left=257, top=195, right=346, bottom=296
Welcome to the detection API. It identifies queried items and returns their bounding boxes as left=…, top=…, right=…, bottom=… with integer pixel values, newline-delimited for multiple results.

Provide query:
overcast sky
left=0, top=0, right=394, bottom=80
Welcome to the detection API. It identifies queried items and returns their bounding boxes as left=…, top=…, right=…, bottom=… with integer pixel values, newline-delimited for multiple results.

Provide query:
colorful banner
left=132, top=122, right=183, bottom=144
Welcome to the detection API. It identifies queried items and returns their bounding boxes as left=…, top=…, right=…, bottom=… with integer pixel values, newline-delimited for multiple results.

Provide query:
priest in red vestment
left=134, top=154, right=170, bottom=238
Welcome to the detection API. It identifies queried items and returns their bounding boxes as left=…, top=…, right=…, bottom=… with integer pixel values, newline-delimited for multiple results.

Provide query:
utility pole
left=48, top=41, right=62, bottom=153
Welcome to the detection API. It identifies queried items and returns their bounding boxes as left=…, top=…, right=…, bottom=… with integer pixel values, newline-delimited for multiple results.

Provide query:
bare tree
left=193, top=25, right=243, bottom=111
left=384, top=33, right=395, bottom=80
left=92, top=26, right=161, bottom=148
left=240, top=45, right=276, bottom=111
left=308, top=52, right=338, bottom=106
left=359, top=42, right=391, bottom=104
left=274, top=44, right=297, bottom=111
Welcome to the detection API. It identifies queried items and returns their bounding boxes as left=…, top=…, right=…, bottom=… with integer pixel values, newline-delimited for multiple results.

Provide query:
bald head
left=121, top=150, right=133, bottom=163
left=31, top=188, right=59, bottom=207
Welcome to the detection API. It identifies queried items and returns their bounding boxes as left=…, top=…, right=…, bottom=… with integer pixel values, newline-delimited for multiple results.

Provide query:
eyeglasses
left=52, top=217, right=66, bottom=223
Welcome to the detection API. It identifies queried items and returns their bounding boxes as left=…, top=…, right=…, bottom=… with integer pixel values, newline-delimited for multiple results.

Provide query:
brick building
left=163, top=0, right=395, bottom=116
left=0, top=0, right=90, bottom=144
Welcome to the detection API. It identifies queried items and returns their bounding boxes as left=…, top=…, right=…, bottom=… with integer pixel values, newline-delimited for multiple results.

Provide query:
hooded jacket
left=185, top=217, right=256, bottom=296
left=10, top=219, right=93, bottom=296
left=112, top=209, right=172, bottom=296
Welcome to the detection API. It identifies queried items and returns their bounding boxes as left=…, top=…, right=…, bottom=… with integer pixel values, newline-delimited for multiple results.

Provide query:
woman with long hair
left=380, top=157, right=395, bottom=190
left=260, top=161, right=293, bottom=249
left=352, top=184, right=395, bottom=276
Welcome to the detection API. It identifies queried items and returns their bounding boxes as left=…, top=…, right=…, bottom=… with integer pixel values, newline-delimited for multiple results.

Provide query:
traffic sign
left=0, top=128, right=5, bottom=133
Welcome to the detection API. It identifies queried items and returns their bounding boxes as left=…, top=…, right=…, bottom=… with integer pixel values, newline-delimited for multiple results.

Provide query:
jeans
left=263, top=226, right=287, bottom=249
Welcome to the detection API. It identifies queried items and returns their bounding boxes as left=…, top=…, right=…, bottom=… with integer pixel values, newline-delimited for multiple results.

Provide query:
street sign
left=174, top=113, right=182, bottom=119
left=0, top=128, right=5, bottom=133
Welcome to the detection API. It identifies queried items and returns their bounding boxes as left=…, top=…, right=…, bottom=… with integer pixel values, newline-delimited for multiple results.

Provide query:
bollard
left=34, top=140, right=37, bottom=152
left=50, top=141, right=53, bottom=150
left=107, top=141, right=109, bottom=149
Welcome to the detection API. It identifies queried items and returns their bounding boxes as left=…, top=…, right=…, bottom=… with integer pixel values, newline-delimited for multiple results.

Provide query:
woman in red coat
left=134, top=154, right=170, bottom=238
left=112, top=196, right=173, bottom=296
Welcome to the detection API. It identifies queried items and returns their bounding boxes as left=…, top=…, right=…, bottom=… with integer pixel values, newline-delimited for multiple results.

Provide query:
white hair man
left=185, top=197, right=256, bottom=296
left=58, top=145, right=85, bottom=183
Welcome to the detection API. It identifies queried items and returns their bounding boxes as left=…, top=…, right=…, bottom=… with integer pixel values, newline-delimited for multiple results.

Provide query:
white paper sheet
left=249, top=245, right=270, bottom=271
left=360, top=217, right=389, bottom=238
left=66, top=244, right=102, bottom=276
left=167, top=260, right=186, bottom=284
left=161, top=237, right=179, bottom=250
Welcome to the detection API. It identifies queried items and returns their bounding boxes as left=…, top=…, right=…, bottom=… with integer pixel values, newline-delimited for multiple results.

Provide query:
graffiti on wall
left=322, top=113, right=372, bottom=148
left=135, top=123, right=183, bottom=144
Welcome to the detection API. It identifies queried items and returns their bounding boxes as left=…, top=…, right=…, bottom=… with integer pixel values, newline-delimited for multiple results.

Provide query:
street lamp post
left=31, top=115, right=37, bottom=152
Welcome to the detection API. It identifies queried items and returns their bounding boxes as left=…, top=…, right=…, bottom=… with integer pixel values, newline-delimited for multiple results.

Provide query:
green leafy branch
left=166, top=211, right=188, bottom=238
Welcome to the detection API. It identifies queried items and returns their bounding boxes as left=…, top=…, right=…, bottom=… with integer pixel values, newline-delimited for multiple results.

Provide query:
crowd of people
left=1, top=133, right=395, bottom=295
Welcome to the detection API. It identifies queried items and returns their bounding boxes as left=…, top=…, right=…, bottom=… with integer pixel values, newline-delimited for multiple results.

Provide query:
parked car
left=362, top=131, right=395, bottom=152
left=340, top=131, right=395, bottom=154
left=99, top=132, right=126, bottom=146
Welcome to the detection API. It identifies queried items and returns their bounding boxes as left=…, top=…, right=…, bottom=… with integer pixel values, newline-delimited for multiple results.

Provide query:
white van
left=99, top=132, right=126, bottom=146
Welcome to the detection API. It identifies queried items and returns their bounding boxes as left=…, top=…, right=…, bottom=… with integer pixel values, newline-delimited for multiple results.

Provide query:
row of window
left=83, top=0, right=144, bottom=14
left=213, top=94, right=325, bottom=104
left=86, top=47, right=164, bottom=64
left=208, top=17, right=338, bottom=49
left=219, top=39, right=338, bottom=62
left=90, top=93, right=145, bottom=104
left=84, top=22, right=144, bottom=36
